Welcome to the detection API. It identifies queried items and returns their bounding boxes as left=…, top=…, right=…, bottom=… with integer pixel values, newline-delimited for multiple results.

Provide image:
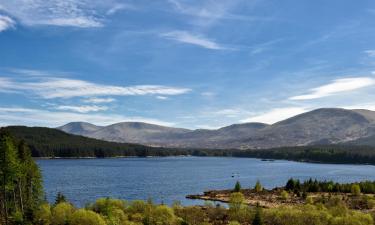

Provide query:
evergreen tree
left=252, top=203, right=263, bottom=225
left=54, top=192, right=67, bottom=205
left=234, top=181, right=241, bottom=192
left=0, top=131, right=43, bottom=224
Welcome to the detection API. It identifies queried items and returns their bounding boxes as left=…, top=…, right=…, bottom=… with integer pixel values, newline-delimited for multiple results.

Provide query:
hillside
left=57, top=108, right=375, bottom=149
left=1, top=126, right=188, bottom=158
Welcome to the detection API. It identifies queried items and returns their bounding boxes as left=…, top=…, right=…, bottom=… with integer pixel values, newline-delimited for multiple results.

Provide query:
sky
left=1, top=0, right=375, bottom=129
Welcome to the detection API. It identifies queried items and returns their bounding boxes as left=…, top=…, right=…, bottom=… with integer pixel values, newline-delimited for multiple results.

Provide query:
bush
left=229, top=192, right=246, bottom=222
left=34, top=203, right=52, bottom=225
left=280, top=191, right=289, bottom=201
left=254, top=180, right=263, bottom=192
left=52, top=202, right=75, bottom=225
left=351, top=184, right=361, bottom=196
left=70, top=209, right=106, bottom=225
left=228, top=221, right=241, bottom=225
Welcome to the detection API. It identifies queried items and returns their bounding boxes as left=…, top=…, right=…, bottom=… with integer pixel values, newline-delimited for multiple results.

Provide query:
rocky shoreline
left=187, top=188, right=375, bottom=211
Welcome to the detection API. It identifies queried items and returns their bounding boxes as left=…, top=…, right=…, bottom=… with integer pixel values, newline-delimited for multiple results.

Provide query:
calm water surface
left=37, top=157, right=375, bottom=207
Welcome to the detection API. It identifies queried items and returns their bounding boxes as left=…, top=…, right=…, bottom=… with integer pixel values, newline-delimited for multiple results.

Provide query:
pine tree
left=252, top=203, right=263, bottom=225
left=234, top=181, right=241, bottom=192
left=54, top=192, right=67, bottom=206
left=0, top=131, right=43, bottom=224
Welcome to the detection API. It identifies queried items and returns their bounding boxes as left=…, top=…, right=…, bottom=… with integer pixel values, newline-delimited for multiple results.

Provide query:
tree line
left=3, top=126, right=375, bottom=165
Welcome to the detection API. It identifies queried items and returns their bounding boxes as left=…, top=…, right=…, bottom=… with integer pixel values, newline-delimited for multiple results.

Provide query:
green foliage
left=254, top=180, right=263, bottom=192
left=234, top=181, right=241, bottom=192
left=54, top=192, right=67, bottom=206
left=280, top=191, right=289, bottom=201
left=52, top=202, right=74, bottom=225
left=282, top=178, right=375, bottom=195
left=263, top=204, right=373, bottom=225
left=70, top=209, right=106, bottom=225
left=306, top=196, right=314, bottom=205
left=252, top=204, right=263, bottom=225
left=229, top=192, right=246, bottom=222
left=29, top=196, right=375, bottom=225
left=0, top=131, right=44, bottom=224
left=34, top=203, right=52, bottom=225
left=228, top=221, right=241, bottom=225
left=232, top=145, right=375, bottom=165
left=351, top=184, right=361, bottom=196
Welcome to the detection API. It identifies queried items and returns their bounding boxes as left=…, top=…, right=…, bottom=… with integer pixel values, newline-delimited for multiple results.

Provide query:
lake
left=37, top=157, right=375, bottom=207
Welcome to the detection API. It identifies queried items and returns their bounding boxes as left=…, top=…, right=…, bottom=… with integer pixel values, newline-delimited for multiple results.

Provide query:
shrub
left=280, top=191, right=289, bottom=201
left=52, top=202, right=75, bottom=225
left=34, top=203, right=52, bottom=225
left=254, top=180, right=263, bottom=192
left=351, top=184, right=361, bottom=196
left=70, top=209, right=106, bottom=225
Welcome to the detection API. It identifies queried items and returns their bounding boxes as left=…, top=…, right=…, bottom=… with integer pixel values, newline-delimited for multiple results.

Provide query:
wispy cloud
left=55, top=105, right=108, bottom=113
left=161, top=30, right=228, bottom=50
left=0, top=15, right=15, bottom=32
left=40, top=17, right=103, bottom=28
left=106, top=3, right=135, bottom=15
left=83, top=97, right=116, bottom=104
left=290, top=77, right=375, bottom=100
left=0, top=76, right=192, bottom=99
left=156, top=96, right=168, bottom=100
left=0, top=0, right=126, bottom=28
left=167, top=0, right=263, bottom=27
left=213, top=109, right=243, bottom=118
left=241, top=107, right=308, bottom=124
left=364, top=50, right=375, bottom=57
left=0, top=107, right=175, bottom=127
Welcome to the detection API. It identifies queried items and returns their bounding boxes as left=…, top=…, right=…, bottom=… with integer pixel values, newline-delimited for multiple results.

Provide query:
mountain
left=57, top=108, right=375, bottom=149
left=58, top=122, right=103, bottom=136
left=232, top=108, right=375, bottom=149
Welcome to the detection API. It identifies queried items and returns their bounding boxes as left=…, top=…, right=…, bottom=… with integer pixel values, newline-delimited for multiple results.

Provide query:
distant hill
left=1, top=126, right=188, bottom=158
left=3, top=126, right=375, bottom=164
left=57, top=108, right=375, bottom=149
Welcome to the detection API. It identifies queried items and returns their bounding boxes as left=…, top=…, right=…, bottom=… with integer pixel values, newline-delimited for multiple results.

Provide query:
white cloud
left=0, top=76, right=191, bottom=99
left=201, top=92, right=216, bottom=97
left=0, top=107, right=175, bottom=127
left=83, top=97, right=116, bottom=103
left=167, top=0, right=260, bottom=27
left=290, top=77, right=375, bottom=100
left=40, top=17, right=103, bottom=28
left=55, top=105, right=108, bottom=113
left=106, top=3, right=134, bottom=15
left=214, top=109, right=242, bottom=118
left=0, top=0, right=125, bottom=28
left=161, top=30, right=227, bottom=50
left=0, top=15, right=15, bottom=32
left=156, top=96, right=168, bottom=100
left=241, top=107, right=308, bottom=124
left=364, top=50, right=375, bottom=57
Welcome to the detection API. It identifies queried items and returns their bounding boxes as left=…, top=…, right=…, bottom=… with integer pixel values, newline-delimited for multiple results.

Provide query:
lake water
left=37, top=157, right=375, bottom=207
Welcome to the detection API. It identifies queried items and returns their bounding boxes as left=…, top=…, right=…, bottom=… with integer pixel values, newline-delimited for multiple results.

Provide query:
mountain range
left=58, top=108, right=375, bottom=149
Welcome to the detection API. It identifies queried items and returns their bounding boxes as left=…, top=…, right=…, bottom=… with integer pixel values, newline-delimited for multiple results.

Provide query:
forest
left=3, top=126, right=375, bottom=165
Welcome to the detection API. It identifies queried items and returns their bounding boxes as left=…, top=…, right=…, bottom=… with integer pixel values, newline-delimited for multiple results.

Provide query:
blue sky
left=1, top=0, right=375, bottom=129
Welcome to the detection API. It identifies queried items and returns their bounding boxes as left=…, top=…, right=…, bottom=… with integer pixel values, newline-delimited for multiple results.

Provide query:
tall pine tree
left=0, top=130, right=43, bottom=224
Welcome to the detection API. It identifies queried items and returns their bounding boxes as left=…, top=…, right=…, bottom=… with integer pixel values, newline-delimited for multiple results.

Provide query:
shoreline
left=186, top=188, right=375, bottom=211
left=33, top=155, right=375, bottom=166
left=34, top=155, right=193, bottom=160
